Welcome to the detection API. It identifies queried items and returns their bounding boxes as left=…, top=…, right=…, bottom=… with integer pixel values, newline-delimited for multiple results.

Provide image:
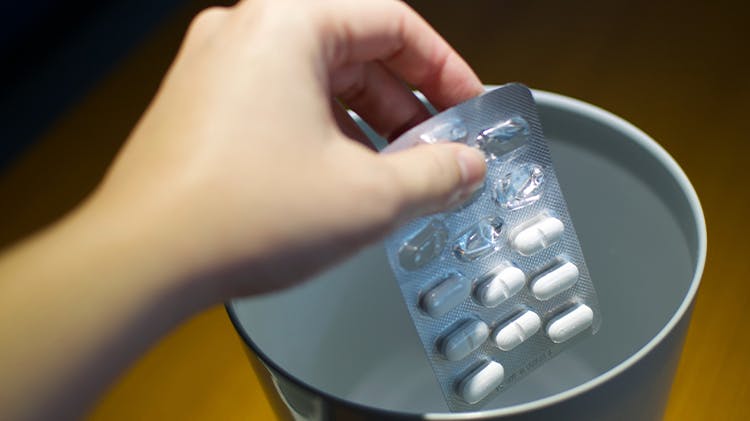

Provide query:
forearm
left=0, top=202, right=208, bottom=420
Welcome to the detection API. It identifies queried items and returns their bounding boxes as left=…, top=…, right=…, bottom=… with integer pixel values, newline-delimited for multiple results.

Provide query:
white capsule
left=510, top=216, right=564, bottom=255
left=420, top=275, right=470, bottom=318
left=546, top=304, right=594, bottom=343
left=531, top=261, right=579, bottom=301
left=440, top=319, right=489, bottom=361
left=492, top=310, right=542, bottom=351
left=457, top=361, right=505, bottom=404
left=475, top=266, right=526, bottom=307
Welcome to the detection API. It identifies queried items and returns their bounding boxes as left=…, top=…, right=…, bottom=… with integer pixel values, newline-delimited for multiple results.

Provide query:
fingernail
left=456, top=147, right=487, bottom=190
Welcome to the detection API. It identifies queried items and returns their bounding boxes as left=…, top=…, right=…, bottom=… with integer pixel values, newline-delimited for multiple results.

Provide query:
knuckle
left=188, top=7, right=229, bottom=38
left=337, top=65, right=368, bottom=104
left=391, top=0, right=415, bottom=17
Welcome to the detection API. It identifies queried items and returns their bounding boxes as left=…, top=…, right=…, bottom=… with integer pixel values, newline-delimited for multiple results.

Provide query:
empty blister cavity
left=531, top=260, right=579, bottom=301
left=546, top=304, right=594, bottom=343
left=456, top=181, right=485, bottom=211
left=472, top=116, right=530, bottom=159
left=398, top=220, right=448, bottom=270
left=420, top=274, right=470, bottom=318
left=493, top=310, right=541, bottom=351
left=457, top=360, right=505, bottom=404
left=420, top=118, right=468, bottom=144
left=453, top=217, right=504, bottom=261
left=474, top=265, right=526, bottom=308
left=494, top=164, right=544, bottom=210
left=510, top=215, right=564, bottom=256
left=439, top=319, right=489, bottom=361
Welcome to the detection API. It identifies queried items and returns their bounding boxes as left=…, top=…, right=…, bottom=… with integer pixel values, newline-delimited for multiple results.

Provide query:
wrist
left=0, top=193, right=216, bottom=419
left=59, top=194, right=222, bottom=316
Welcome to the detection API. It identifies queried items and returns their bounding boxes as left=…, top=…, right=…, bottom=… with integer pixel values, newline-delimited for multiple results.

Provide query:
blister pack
left=383, top=84, right=601, bottom=411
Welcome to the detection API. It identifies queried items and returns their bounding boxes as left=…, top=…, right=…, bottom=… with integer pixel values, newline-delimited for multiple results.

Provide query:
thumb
left=381, top=143, right=486, bottom=220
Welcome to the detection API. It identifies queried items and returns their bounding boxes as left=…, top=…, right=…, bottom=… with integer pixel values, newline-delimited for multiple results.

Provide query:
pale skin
left=0, top=1, right=487, bottom=419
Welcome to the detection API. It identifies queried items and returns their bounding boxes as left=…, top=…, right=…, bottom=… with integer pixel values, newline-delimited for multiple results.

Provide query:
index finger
left=314, top=0, right=484, bottom=110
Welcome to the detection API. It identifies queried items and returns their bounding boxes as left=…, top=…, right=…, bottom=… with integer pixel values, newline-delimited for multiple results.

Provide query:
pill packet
left=382, top=83, right=601, bottom=412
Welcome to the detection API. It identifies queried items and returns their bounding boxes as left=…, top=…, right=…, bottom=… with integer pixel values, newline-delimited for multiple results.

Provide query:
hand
left=0, top=2, right=486, bottom=418
left=89, top=0, right=486, bottom=299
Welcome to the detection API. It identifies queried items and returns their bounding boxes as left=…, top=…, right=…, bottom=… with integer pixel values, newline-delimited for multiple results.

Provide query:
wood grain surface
left=0, top=1, right=747, bottom=420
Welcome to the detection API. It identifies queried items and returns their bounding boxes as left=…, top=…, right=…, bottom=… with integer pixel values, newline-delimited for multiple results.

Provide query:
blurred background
left=0, top=0, right=747, bottom=419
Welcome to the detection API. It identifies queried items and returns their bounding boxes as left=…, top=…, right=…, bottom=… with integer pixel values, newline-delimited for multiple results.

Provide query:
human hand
left=86, top=0, right=487, bottom=301
left=0, top=2, right=487, bottom=417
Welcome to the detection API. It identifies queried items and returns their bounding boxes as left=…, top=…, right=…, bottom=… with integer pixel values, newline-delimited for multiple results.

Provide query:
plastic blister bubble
left=470, top=115, right=530, bottom=159
left=382, top=84, right=601, bottom=412
left=398, top=220, right=449, bottom=271
left=452, top=217, right=504, bottom=262
left=494, top=163, right=544, bottom=210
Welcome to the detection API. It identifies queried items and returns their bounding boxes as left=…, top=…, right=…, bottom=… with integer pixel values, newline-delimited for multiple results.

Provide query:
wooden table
left=1, top=1, right=747, bottom=419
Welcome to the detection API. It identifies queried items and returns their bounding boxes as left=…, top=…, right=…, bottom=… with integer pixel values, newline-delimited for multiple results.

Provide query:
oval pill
left=420, top=275, right=470, bottom=318
left=531, top=261, right=579, bottom=301
left=457, top=361, right=505, bottom=404
left=440, top=319, right=490, bottom=361
left=475, top=266, right=526, bottom=307
left=546, top=304, right=594, bottom=343
left=493, top=310, right=542, bottom=351
left=510, top=216, right=564, bottom=255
